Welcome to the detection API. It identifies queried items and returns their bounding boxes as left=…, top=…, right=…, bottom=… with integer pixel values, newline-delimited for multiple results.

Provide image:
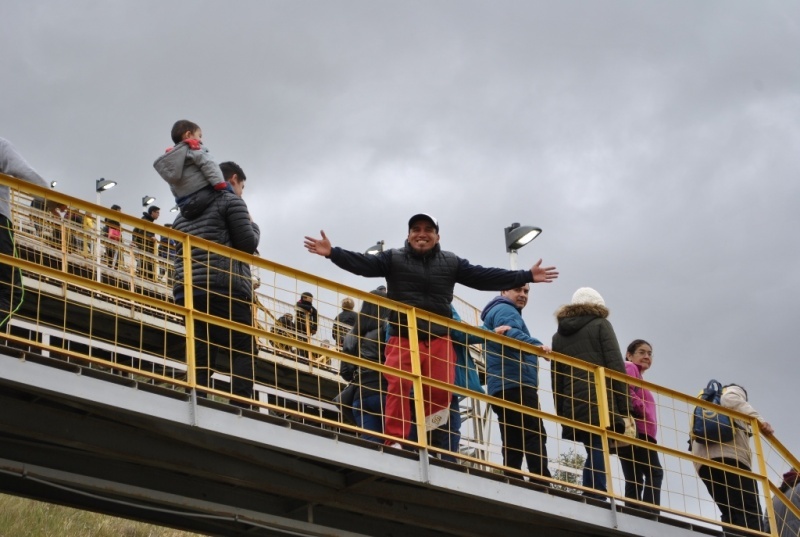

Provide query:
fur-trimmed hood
left=555, top=303, right=610, bottom=337
left=555, top=302, right=609, bottom=320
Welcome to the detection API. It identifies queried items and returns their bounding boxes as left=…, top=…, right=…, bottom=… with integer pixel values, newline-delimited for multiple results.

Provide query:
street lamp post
left=504, top=223, right=542, bottom=270
left=365, top=240, right=385, bottom=255
left=95, top=178, right=118, bottom=282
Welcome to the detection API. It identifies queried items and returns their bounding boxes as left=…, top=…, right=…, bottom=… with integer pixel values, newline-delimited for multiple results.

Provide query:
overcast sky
left=3, top=1, right=799, bottom=456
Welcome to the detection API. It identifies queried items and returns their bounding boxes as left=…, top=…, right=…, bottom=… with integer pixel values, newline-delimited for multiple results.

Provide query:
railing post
left=752, top=417, right=778, bottom=535
left=182, top=235, right=196, bottom=393
left=594, top=367, right=619, bottom=512
left=407, top=308, right=427, bottom=453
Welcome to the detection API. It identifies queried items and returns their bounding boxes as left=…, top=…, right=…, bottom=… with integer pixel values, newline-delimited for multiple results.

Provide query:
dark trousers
left=178, top=292, right=255, bottom=403
left=296, top=335, right=310, bottom=362
left=699, top=458, right=763, bottom=533
left=354, top=392, right=385, bottom=444
left=491, top=387, right=551, bottom=479
left=0, top=216, right=22, bottom=330
left=103, top=245, right=121, bottom=269
left=618, top=433, right=664, bottom=508
left=445, top=394, right=462, bottom=462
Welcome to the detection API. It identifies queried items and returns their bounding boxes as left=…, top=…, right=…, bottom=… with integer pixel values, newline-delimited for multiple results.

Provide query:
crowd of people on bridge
left=0, top=128, right=789, bottom=534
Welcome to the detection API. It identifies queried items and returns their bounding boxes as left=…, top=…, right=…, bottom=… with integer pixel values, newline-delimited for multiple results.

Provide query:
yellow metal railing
left=1, top=174, right=797, bottom=536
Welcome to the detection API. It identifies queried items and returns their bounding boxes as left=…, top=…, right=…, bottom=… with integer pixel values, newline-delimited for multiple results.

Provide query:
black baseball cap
left=408, top=213, right=439, bottom=232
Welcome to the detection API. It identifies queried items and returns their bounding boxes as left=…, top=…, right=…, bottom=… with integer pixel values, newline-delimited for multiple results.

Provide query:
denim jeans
left=583, top=433, right=607, bottom=492
left=354, top=392, right=385, bottom=443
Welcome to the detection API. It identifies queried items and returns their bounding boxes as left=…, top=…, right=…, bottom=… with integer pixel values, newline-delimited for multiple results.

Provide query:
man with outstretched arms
left=304, top=214, right=558, bottom=445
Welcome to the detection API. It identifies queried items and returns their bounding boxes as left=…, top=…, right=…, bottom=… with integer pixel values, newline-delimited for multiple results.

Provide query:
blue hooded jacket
left=480, top=295, right=544, bottom=396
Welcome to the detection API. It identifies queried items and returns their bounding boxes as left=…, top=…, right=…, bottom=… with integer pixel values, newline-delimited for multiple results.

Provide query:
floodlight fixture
left=505, top=223, right=542, bottom=253
left=365, top=240, right=385, bottom=255
left=50, top=181, right=58, bottom=188
left=504, top=222, right=542, bottom=270
left=142, top=195, right=156, bottom=207
left=96, top=178, right=117, bottom=192
left=170, top=205, right=179, bottom=213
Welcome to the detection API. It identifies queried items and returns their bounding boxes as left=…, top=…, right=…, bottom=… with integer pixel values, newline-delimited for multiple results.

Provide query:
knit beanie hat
left=571, top=287, right=605, bottom=306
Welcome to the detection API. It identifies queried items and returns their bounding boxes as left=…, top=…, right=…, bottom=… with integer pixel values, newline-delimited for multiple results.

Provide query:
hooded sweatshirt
left=153, top=141, right=225, bottom=202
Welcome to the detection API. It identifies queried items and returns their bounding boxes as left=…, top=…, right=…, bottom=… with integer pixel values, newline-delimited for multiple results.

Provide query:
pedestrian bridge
left=0, top=175, right=797, bottom=537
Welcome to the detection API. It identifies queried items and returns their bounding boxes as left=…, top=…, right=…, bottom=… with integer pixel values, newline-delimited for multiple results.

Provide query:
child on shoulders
left=153, top=119, right=231, bottom=209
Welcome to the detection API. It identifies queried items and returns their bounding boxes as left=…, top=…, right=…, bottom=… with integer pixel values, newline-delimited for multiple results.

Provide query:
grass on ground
left=0, top=493, right=204, bottom=537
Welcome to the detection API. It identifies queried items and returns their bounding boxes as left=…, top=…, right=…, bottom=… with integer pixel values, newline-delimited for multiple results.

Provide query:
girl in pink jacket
left=619, top=339, right=663, bottom=511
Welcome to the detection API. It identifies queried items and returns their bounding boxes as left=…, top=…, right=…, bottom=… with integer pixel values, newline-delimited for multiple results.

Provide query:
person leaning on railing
left=551, top=287, right=630, bottom=500
left=332, top=297, right=357, bottom=349
left=132, top=205, right=160, bottom=281
left=618, top=339, right=663, bottom=512
left=481, top=284, right=552, bottom=483
left=102, top=204, right=123, bottom=269
left=691, top=383, right=774, bottom=533
left=0, top=137, right=54, bottom=329
left=172, top=162, right=259, bottom=406
left=295, top=291, right=318, bottom=363
left=270, top=313, right=297, bottom=360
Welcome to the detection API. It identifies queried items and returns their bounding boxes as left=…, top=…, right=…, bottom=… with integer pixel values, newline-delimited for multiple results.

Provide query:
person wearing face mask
left=304, top=214, right=559, bottom=446
left=618, top=339, right=663, bottom=512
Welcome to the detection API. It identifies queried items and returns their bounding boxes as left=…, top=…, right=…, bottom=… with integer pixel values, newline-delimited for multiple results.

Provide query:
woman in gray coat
left=551, top=287, right=629, bottom=498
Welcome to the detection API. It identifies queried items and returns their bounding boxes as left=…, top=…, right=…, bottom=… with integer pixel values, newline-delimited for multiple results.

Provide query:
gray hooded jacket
left=153, top=142, right=225, bottom=200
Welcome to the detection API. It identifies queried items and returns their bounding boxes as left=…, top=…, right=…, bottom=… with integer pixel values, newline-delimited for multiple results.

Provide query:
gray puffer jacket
left=172, top=187, right=259, bottom=301
left=551, top=303, right=630, bottom=441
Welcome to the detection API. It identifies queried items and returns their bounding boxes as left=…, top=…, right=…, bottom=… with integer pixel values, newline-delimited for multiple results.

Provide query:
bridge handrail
left=2, top=174, right=796, bottom=536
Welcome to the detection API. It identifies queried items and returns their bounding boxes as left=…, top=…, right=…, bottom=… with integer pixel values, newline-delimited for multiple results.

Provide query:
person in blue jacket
left=443, top=306, right=487, bottom=460
left=481, top=284, right=551, bottom=481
